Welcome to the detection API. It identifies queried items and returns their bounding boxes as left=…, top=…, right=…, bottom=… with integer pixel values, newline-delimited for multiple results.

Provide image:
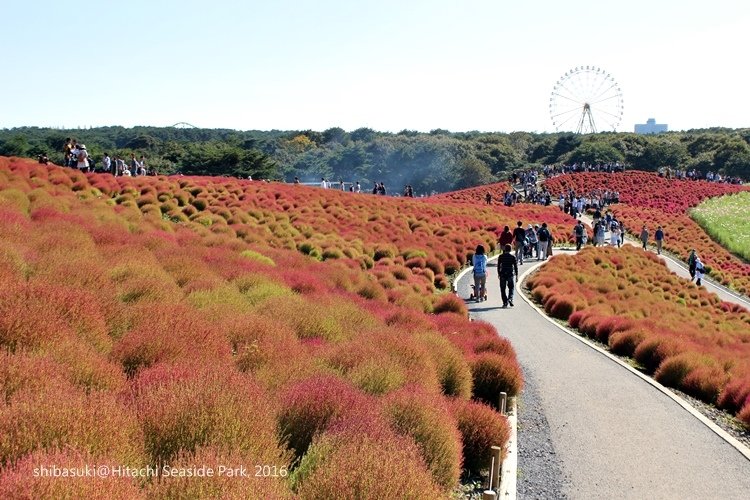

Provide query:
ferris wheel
left=549, top=66, right=624, bottom=134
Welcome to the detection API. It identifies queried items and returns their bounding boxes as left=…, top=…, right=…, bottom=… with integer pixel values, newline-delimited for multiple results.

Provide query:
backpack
left=473, top=255, right=487, bottom=275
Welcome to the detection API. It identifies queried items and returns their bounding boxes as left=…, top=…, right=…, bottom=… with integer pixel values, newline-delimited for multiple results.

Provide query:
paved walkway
left=458, top=254, right=750, bottom=499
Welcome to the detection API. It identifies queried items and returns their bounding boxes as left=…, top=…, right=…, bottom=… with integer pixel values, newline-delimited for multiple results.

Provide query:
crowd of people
left=544, top=162, right=625, bottom=177
left=555, top=188, right=620, bottom=219
left=658, top=167, right=743, bottom=185
left=57, top=138, right=156, bottom=176
left=313, top=178, right=417, bottom=197
left=471, top=219, right=555, bottom=307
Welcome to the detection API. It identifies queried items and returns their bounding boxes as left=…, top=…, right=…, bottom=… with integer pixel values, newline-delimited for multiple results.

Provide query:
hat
left=528, top=224, right=533, bottom=229
left=80, top=144, right=86, bottom=149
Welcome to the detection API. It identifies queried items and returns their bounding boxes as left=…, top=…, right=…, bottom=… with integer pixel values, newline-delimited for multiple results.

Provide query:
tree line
left=1, top=125, right=749, bottom=193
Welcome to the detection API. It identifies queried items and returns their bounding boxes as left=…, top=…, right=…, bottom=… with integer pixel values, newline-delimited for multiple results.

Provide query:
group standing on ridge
left=58, top=138, right=155, bottom=176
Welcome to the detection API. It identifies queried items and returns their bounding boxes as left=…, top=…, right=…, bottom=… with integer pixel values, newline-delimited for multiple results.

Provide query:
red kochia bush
left=0, top=387, right=145, bottom=468
left=111, top=304, right=233, bottom=376
left=471, top=353, right=523, bottom=405
left=717, top=377, right=750, bottom=414
left=0, top=449, right=144, bottom=500
left=451, top=398, right=510, bottom=477
left=739, top=399, right=750, bottom=430
left=432, top=293, right=468, bottom=316
left=293, top=416, right=442, bottom=498
left=148, top=445, right=293, bottom=499
left=277, top=375, right=371, bottom=459
left=132, top=364, right=287, bottom=467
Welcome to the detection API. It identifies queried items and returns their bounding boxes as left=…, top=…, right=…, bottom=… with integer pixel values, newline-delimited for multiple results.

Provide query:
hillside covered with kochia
left=544, top=171, right=750, bottom=293
left=0, top=156, right=572, bottom=497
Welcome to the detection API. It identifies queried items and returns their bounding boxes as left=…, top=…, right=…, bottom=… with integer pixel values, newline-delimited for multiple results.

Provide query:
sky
left=2, top=0, right=749, bottom=133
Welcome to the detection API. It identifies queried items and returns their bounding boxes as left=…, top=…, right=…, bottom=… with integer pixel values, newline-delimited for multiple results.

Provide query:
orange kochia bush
left=527, top=245, right=750, bottom=428
left=0, top=156, right=520, bottom=494
left=544, top=171, right=750, bottom=294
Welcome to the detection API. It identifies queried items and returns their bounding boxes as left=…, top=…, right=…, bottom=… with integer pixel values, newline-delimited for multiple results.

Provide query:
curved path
left=458, top=254, right=750, bottom=499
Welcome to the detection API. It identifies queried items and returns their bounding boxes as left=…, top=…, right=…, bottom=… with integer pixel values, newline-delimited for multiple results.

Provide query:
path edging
left=516, top=259, right=750, bottom=463
left=456, top=256, right=519, bottom=499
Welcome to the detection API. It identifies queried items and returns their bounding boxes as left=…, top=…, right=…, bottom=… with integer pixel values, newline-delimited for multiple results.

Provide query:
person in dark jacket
left=497, top=244, right=518, bottom=307
left=655, top=225, right=664, bottom=255
left=498, top=225, right=514, bottom=248
left=513, top=221, right=527, bottom=265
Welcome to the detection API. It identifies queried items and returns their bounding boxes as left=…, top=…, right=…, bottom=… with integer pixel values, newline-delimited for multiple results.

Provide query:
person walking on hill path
left=695, top=256, right=706, bottom=286
left=472, top=245, right=488, bottom=301
left=499, top=225, right=514, bottom=248
left=537, top=223, right=551, bottom=260
left=688, top=249, right=698, bottom=279
left=655, top=225, right=664, bottom=255
left=574, top=221, right=585, bottom=251
left=526, top=224, right=539, bottom=259
left=610, top=221, right=621, bottom=247
left=640, top=225, right=649, bottom=250
left=498, top=244, right=518, bottom=307
left=513, top=221, right=527, bottom=265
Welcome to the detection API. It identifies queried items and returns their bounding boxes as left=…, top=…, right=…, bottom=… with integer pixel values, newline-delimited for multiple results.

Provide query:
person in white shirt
left=102, top=153, right=112, bottom=173
left=76, top=145, right=89, bottom=171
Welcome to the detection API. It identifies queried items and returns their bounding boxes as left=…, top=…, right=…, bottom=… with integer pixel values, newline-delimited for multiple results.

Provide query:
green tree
left=568, top=141, right=624, bottom=165
left=631, top=139, right=687, bottom=170
left=454, top=156, right=495, bottom=190
left=0, top=135, right=30, bottom=157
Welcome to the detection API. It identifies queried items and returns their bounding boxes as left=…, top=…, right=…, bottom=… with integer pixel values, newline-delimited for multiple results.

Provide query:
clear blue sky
left=3, top=0, right=748, bottom=133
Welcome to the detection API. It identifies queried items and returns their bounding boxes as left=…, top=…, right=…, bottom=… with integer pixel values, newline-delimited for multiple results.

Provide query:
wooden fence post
left=490, top=445, right=503, bottom=491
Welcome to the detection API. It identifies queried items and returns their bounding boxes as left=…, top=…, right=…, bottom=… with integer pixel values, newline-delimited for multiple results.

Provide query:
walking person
left=687, top=249, right=697, bottom=279
left=537, top=223, right=550, bottom=260
left=526, top=224, right=539, bottom=259
left=472, top=245, right=488, bottom=301
left=640, top=225, right=649, bottom=251
left=498, top=244, right=518, bottom=308
left=498, top=225, right=514, bottom=249
left=574, top=221, right=585, bottom=251
left=610, top=221, right=621, bottom=247
left=695, top=256, right=705, bottom=286
left=655, top=226, right=664, bottom=255
left=594, top=221, right=606, bottom=247
left=513, top=221, right=526, bottom=265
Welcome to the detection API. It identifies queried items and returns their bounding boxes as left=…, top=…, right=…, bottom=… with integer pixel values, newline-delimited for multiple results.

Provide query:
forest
left=1, top=125, right=749, bottom=194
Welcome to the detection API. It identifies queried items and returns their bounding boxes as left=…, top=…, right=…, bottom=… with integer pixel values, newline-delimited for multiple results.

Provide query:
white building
left=634, top=118, right=668, bottom=134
